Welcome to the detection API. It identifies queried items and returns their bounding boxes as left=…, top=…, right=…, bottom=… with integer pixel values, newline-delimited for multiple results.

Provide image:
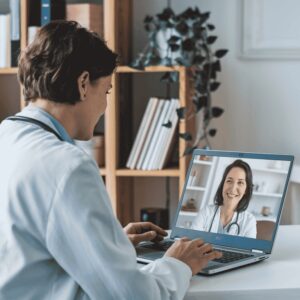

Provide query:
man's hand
left=124, top=222, right=168, bottom=246
left=165, top=238, right=222, bottom=275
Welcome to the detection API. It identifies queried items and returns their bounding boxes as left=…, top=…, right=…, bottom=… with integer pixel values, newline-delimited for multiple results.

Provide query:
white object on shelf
left=194, top=159, right=213, bottom=166
left=253, top=192, right=282, bottom=198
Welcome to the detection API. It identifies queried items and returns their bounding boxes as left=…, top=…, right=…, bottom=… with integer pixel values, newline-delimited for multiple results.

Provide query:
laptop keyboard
left=141, top=242, right=253, bottom=263
left=214, top=249, right=253, bottom=263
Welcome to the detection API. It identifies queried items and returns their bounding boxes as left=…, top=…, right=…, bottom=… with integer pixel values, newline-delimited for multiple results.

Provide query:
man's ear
left=77, top=71, right=90, bottom=101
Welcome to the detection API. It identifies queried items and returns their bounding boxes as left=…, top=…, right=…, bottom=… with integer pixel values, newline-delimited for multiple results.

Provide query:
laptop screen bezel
left=171, top=149, right=294, bottom=254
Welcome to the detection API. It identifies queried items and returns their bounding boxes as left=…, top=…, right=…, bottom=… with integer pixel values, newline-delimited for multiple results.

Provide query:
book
left=9, top=0, right=20, bottom=67
left=150, top=99, right=176, bottom=170
left=0, top=14, right=11, bottom=68
left=136, top=99, right=165, bottom=169
left=27, top=26, right=40, bottom=45
left=142, top=100, right=171, bottom=170
left=41, top=0, right=65, bottom=26
left=126, top=97, right=158, bottom=169
left=66, top=3, right=103, bottom=37
left=28, top=0, right=41, bottom=26
left=157, top=99, right=180, bottom=169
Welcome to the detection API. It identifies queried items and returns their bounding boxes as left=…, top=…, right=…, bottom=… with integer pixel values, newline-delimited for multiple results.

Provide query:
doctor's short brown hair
left=214, top=159, right=253, bottom=212
left=18, top=20, right=117, bottom=104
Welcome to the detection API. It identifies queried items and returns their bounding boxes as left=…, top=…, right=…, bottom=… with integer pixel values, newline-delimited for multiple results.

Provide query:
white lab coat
left=191, top=205, right=257, bottom=238
left=0, top=106, right=191, bottom=300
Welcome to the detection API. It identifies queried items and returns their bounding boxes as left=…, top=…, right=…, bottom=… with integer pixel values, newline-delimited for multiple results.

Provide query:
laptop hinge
left=252, top=249, right=264, bottom=254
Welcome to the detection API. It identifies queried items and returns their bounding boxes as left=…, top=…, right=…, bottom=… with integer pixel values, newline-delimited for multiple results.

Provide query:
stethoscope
left=208, top=206, right=240, bottom=235
left=6, top=116, right=64, bottom=141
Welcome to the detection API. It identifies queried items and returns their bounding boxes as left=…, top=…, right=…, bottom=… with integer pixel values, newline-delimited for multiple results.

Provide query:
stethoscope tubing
left=208, top=206, right=240, bottom=235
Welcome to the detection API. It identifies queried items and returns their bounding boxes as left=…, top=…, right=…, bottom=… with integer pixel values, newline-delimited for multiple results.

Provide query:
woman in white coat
left=192, top=160, right=257, bottom=238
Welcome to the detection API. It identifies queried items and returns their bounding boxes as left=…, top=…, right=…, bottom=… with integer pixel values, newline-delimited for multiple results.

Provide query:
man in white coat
left=0, top=20, right=221, bottom=300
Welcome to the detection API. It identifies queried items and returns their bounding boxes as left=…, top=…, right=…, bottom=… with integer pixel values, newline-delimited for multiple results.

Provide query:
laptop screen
left=174, top=150, right=293, bottom=249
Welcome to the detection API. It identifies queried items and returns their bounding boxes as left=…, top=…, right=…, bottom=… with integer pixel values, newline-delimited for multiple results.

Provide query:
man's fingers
left=132, top=231, right=157, bottom=244
left=203, top=250, right=223, bottom=261
left=140, top=222, right=168, bottom=236
left=198, top=243, right=213, bottom=254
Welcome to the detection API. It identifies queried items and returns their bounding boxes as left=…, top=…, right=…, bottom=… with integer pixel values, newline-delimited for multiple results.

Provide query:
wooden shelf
left=116, top=168, right=180, bottom=177
left=99, top=168, right=106, bottom=176
left=0, top=68, right=18, bottom=75
left=116, top=65, right=186, bottom=73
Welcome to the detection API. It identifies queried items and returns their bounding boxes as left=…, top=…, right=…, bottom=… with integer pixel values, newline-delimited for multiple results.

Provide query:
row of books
left=126, top=97, right=179, bottom=170
left=0, top=1, right=103, bottom=68
left=0, top=0, right=20, bottom=68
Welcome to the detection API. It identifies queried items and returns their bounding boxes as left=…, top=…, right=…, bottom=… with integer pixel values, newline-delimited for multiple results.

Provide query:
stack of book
left=126, top=97, right=179, bottom=170
left=0, top=14, right=11, bottom=68
left=0, top=0, right=20, bottom=68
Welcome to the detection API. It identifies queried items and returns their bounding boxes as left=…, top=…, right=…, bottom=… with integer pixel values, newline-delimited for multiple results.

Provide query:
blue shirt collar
left=17, top=104, right=75, bottom=145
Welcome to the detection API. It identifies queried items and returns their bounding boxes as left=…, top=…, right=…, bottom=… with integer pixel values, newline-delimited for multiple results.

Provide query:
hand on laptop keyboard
left=124, top=222, right=168, bottom=246
left=165, top=238, right=222, bottom=276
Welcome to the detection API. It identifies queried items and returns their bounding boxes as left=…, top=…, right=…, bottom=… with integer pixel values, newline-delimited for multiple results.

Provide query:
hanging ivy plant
left=131, top=5, right=228, bottom=154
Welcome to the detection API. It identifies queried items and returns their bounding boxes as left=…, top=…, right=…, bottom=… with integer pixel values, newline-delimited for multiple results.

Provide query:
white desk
left=185, top=225, right=300, bottom=300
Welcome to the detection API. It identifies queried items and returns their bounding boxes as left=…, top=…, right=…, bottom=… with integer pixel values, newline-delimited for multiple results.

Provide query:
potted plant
left=131, top=5, right=228, bottom=153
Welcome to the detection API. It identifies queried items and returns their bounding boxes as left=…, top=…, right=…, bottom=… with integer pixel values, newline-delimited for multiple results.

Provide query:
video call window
left=176, top=155, right=290, bottom=241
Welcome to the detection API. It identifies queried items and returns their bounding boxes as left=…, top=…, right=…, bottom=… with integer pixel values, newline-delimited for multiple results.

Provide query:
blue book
left=41, top=0, right=65, bottom=26
left=41, top=0, right=50, bottom=26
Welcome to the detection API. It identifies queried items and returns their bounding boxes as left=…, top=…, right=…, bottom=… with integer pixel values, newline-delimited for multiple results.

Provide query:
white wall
left=132, top=0, right=300, bottom=224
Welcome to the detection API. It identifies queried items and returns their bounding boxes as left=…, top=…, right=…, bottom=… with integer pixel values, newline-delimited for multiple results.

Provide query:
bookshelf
left=0, top=0, right=194, bottom=225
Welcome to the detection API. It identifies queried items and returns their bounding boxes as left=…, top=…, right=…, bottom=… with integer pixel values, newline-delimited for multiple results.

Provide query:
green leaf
left=162, top=120, right=172, bottom=128
left=169, top=44, right=180, bottom=52
left=182, top=38, right=195, bottom=51
left=193, top=96, right=208, bottom=112
left=210, top=82, right=220, bottom=92
left=200, top=12, right=210, bottom=23
left=144, top=15, right=153, bottom=24
left=207, top=35, right=218, bottom=44
left=176, top=107, right=186, bottom=119
left=193, top=55, right=205, bottom=64
left=208, top=129, right=217, bottom=137
left=175, top=21, right=189, bottom=35
left=196, top=84, right=207, bottom=94
left=212, top=107, right=224, bottom=118
left=157, top=7, right=175, bottom=21
left=130, top=59, right=145, bottom=70
left=179, top=132, right=193, bottom=141
left=168, top=35, right=181, bottom=44
left=212, top=60, right=221, bottom=72
left=207, top=23, right=215, bottom=30
left=215, top=49, right=228, bottom=58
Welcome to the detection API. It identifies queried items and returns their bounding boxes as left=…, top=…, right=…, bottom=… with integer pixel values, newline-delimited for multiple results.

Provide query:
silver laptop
left=136, top=150, right=294, bottom=275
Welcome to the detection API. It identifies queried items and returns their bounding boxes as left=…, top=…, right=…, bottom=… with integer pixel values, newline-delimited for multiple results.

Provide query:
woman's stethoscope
left=208, top=206, right=240, bottom=235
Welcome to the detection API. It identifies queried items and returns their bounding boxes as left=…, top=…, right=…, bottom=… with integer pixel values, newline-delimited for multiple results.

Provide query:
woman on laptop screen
left=191, top=159, right=257, bottom=238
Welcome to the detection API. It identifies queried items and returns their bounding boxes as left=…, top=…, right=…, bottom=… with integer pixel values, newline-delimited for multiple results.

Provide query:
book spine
left=151, top=99, right=175, bottom=169
left=144, top=99, right=170, bottom=170
left=41, top=0, right=50, bottom=26
left=0, top=14, right=11, bottom=68
left=126, top=97, right=158, bottom=169
left=136, top=100, right=164, bottom=170
left=158, top=99, right=179, bottom=169
left=9, top=0, right=20, bottom=67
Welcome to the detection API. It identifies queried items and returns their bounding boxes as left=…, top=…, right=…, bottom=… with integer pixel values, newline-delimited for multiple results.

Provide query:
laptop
left=136, top=149, right=294, bottom=275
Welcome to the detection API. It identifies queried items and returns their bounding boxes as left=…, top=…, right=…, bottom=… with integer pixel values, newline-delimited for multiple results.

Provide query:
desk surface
left=185, top=225, right=300, bottom=300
